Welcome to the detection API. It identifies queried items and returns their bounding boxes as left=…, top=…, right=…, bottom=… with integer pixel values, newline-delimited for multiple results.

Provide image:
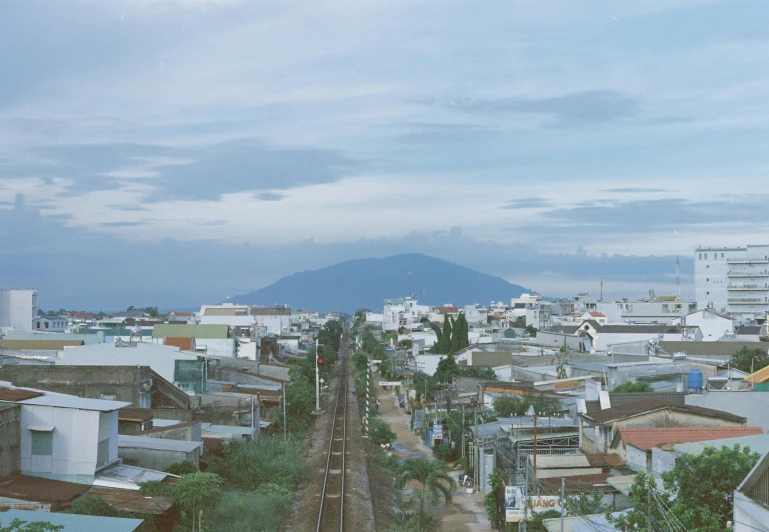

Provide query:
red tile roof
left=164, top=337, right=195, bottom=351
left=588, top=312, right=606, bottom=318
left=618, top=427, right=763, bottom=451
left=539, top=473, right=615, bottom=493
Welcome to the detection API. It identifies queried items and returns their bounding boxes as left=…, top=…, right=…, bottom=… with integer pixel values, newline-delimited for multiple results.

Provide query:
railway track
left=315, top=330, right=351, bottom=532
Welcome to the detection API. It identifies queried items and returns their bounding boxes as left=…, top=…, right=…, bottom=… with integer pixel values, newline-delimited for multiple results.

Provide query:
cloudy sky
left=1, top=0, right=768, bottom=310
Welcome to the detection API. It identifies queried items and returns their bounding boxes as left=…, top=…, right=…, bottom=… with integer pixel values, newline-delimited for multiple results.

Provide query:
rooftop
left=617, top=427, right=763, bottom=451
left=118, top=435, right=203, bottom=453
left=87, top=486, right=173, bottom=515
left=582, top=399, right=746, bottom=425
left=0, top=339, right=84, bottom=350
left=163, top=337, right=195, bottom=351
left=0, top=474, right=90, bottom=504
left=152, top=324, right=230, bottom=339
left=0, top=509, right=143, bottom=532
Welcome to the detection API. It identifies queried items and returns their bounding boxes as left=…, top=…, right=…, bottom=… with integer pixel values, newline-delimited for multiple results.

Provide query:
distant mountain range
left=230, top=253, right=529, bottom=313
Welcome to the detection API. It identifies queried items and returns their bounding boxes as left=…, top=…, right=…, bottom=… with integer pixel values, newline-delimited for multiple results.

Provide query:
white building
left=0, top=384, right=131, bottom=477
left=695, top=244, right=769, bottom=324
left=595, top=297, right=697, bottom=325
left=56, top=342, right=204, bottom=394
left=197, top=304, right=290, bottom=335
left=33, top=316, right=68, bottom=333
left=463, top=304, right=488, bottom=326
left=672, top=308, right=734, bottom=341
left=0, top=289, right=37, bottom=332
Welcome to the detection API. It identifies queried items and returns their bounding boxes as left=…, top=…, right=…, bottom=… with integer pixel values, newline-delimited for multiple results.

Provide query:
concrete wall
left=651, top=447, right=677, bottom=477
left=626, top=445, right=649, bottom=473
left=143, top=422, right=201, bottom=443
left=0, top=406, right=20, bottom=478
left=734, top=491, right=769, bottom=532
left=0, top=365, right=148, bottom=407
left=535, top=332, right=582, bottom=351
left=685, top=392, right=769, bottom=428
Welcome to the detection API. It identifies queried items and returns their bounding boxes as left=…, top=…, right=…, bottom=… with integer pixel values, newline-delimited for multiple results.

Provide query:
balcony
left=727, top=298, right=767, bottom=304
left=727, top=271, right=769, bottom=278
left=728, top=258, right=769, bottom=264
left=727, top=284, right=769, bottom=291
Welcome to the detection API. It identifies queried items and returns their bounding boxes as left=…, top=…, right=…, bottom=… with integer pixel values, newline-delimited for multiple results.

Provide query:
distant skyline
left=1, top=1, right=767, bottom=309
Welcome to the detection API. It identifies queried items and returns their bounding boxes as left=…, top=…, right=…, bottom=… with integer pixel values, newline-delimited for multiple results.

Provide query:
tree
left=0, top=520, right=63, bottom=532
left=523, top=325, right=538, bottom=338
left=430, top=314, right=452, bottom=354
left=67, top=495, right=120, bottom=517
left=493, top=394, right=561, bottom=417
left=434, top=354, right=460, bottom=384
left=399, top=458, right=456, bottom=516
left=611, top=381, right=653, bottom=393
left=174, top=472, right=224, bottom=532
left=729, top=346, right=769, bottom=373
left=611, top=445, right=760, bottom=531
left=484, top=468, right=507, bottom=530
left=370, top=417, right=396, bottom=447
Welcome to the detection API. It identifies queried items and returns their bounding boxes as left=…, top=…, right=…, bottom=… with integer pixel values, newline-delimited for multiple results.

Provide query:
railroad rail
left=315, top=329, right=350, bottom=532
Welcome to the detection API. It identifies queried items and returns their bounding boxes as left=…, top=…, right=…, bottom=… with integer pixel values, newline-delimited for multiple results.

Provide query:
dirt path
left=376, top=384, right=492, bottom=532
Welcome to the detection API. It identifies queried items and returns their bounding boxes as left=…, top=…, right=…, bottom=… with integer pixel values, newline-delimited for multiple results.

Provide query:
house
left=152, top=323, right=235, bottom=358
left=580, top=311, right=608, bottom=325
left=197, top=304, right=291, bottom=335
left=33, top=316, right=69, bottom=333
left=0, top=383, right=131, bottom=478
left=673, top=308, right=735, bottom=341
left=118, top=409, right=155, bottom=434
left=707, top=367, right=749, bottom=390
left=57, top=342, right=207, bottom=394
left=0, top=365, right=192, bottom=413
left=579, top=399, right=747, bottom=453
left=611, top=426, right=763, bottom=473
left=118, top=435, right=202, bottom=471
left=0, top=509, right=144, bottom=531
left=166, top=311, right=191, bottom=323
left=734, top=449, right=769, bottom=531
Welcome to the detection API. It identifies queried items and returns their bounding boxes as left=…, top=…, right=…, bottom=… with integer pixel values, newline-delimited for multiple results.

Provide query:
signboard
left=432, top=423, right=443, bottom=440
left=379, top=381, right=403, bottom=387
left=505, top=486, right=563, bottom=522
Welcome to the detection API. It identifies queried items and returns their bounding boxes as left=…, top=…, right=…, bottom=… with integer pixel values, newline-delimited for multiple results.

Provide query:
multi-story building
left=0, top=289, right=38, bottom=332
left=695, top=245, right=769, bottom=324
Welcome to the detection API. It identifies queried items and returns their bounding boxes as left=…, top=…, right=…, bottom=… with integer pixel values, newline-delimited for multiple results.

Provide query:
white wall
left=20, top=405, right=113, bottom=476
left=734, top=491, right=769, bottom=532
left=414, top=354, right=448, bottom=376
left=685, top=392, right=769, bottom=428
left=58, top=343, right=202, bottom=386
left=0, top=289, right=37, bottom=332
left=682, top=310, right=734, bottom=341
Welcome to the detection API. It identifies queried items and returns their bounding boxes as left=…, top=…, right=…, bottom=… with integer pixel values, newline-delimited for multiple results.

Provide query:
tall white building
left=0, top=289, right=38, bottom=332
left=695, top=245, right=769, bottom=323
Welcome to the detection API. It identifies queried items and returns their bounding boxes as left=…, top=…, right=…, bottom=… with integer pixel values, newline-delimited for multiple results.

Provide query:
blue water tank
left=687, top=369, right=703, bottom=393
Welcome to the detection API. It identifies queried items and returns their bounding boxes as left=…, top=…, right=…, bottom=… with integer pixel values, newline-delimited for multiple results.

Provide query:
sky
left=1, top=0, right=768, bottom=310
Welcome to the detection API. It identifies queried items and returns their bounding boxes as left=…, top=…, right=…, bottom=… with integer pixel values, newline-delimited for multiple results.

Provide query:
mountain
left=230, top=253, right=530, bottom=313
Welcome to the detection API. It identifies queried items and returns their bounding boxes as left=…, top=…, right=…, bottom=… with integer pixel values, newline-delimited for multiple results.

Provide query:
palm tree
left=399, top=458, right=456, bottom=516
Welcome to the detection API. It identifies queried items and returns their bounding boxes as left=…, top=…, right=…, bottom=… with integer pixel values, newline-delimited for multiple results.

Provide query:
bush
left=166, top=460, right=198, bottom=476
left=370, top=417, right=396, bottom=447
left=67, top=496, right=120, bottom=517
left=612, top=381, right=653, bottom=393
left=206, top=484, right=293, bottom=532
left=207, top=437, right=305, bottom=491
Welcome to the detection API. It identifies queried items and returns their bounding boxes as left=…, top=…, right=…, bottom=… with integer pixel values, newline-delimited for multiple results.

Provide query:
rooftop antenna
left=600, top=278, right=603, bottom=302
left=675, top=256, right=680, bottom=298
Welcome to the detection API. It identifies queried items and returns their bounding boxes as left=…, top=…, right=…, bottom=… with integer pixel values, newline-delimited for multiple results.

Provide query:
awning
left=28, top=425, right=54, bottom=432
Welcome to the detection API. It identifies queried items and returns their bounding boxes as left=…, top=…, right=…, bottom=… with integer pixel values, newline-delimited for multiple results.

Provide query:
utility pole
left=560, top=477, right=565, bottom=532
left=522, top=464, right=528, bottom=532
left=282, top=382, right=287, bottom=440
left=647, top=477, right=652, bottom=532
left=461, top=405, right=465, bottom=459
left=315, top=338, right=320, bottom=412
left=255, top=395, right=261, bottom=440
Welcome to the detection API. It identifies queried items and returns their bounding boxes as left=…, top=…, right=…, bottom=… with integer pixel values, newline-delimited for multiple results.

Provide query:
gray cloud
left=500, top=197, right=553, bottom=209
left=600, top=187, right=670, bottom=193
left=393, top=122, right=496, bottom=144
left=528, top=196, right=769, bottom=235
left=16, top=140, right=359, bottom=201
left=255, top=192, right=287, bottom=202
left=98, top=221, right=143, bottom=227
left=416, top=90, right=637, bottom=125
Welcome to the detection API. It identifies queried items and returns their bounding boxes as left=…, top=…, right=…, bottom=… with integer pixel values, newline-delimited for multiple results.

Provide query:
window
left=31, top=431, right=53, bottom=456
left=699, top=253, right=702, bottom=260
left=705, top=253, right=708, bottom=260
left=44, top=323, right=49, bottom=329
left=722, top=253, right=725, bottom=258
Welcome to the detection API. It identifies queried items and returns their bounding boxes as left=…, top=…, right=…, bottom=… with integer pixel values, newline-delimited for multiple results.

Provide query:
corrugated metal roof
left=0, top=474, right=89, bottom=503
left=0, top=388, right=44, bottom=401
left=531, top=454, right=590, bottom=469
left=537, top=468, right=603, bottom=479
left=152, top=324, right=230, bottom=339
left=118, top=435, right=202, bottom=453
left=0, top=509, right=143, bottom=532
left=618, top=427, right=763, bottom=451
left=746, top=364, right=769, bottom=384
left=87, top=486, right=173, bottom=515
left=673, top=433, right=769, bottom=457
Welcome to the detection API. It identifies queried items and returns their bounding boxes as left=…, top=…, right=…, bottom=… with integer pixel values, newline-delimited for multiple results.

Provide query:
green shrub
left=370, top=417, right=396, bottom=447
left=206, top=485, right=293, bottom=532
left=166, top=460, right=198, bottom=476
left=207, top=437, right=305, bottom=491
